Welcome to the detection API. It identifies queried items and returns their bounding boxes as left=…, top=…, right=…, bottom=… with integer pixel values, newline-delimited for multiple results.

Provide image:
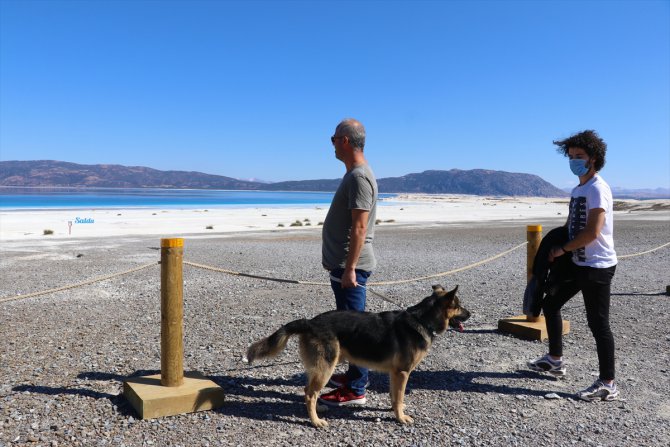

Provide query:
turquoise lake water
left=0, top=188, right=395, bottom=210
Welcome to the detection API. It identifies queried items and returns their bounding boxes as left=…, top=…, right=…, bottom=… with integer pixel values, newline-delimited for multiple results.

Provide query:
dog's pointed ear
left=442, top=285, right=459, bottom=302
left=432, top=284, right=446, bottom=293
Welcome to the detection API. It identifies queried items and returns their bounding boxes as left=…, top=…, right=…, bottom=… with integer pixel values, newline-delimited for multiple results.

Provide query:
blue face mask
left=569, top=158, right=590, bottom=176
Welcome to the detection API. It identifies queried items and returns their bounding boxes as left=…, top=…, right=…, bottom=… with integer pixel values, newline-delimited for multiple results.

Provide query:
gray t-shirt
left=321, top=164, right=378, bottom=271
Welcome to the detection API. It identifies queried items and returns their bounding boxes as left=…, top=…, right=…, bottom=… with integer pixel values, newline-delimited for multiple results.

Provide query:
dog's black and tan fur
left=246, top=285, right=470, bottom=427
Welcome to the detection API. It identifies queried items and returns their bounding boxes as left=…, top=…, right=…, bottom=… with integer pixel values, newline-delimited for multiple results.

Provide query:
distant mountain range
left=0, top=159, right=574, bottom=197
left=593, top=187, right=669, bottom=200
left=562, top=186, right=670, bottom=199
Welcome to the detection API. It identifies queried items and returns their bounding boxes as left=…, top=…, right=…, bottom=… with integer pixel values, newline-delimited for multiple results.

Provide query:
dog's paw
left=311, top=418, right=329, bottom=428
left=397, top=414, right=414, bottom=425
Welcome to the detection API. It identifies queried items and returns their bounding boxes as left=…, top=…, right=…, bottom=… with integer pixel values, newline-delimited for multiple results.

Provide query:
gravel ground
left=1, top=214, right=669, bottom=446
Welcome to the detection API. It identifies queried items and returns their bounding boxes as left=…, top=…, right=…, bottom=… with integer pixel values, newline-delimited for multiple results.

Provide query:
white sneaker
left=577, top=380, right=619, bottom=402
left=527, top=354, right=566, bottom=377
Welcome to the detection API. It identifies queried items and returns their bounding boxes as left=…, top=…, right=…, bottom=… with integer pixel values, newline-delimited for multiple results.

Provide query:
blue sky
left=1, top=0, right=668, bottom=190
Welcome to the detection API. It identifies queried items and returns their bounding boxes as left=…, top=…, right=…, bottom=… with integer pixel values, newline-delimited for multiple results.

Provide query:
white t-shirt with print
left=567, top=175, right=617, bottom=268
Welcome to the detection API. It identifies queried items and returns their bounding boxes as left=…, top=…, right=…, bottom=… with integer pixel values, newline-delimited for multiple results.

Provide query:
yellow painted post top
left=527, top=225, right=542, bottom=233
left=161, top=238, right=184, bottom=248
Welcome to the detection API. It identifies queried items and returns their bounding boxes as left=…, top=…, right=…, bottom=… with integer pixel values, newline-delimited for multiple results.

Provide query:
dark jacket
left=523, top=226, right=573, bottom=317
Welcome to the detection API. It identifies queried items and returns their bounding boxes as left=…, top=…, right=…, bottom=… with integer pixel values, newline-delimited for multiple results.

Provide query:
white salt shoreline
left=0, top=194, right=667, bottom=242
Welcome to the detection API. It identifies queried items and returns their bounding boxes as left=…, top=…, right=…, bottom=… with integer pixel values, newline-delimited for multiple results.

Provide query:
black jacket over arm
left=523, top=226, right=572, bottom=317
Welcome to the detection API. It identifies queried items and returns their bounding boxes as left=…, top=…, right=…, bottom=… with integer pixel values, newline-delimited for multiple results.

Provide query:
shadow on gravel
left=14, top=368, right=569, bottom=426
left=204, top=366, right=574, bottom=426
left=611, top=292, right=667, bottom=296
left=78, top=370, right=161, bottom=381
left=408, top=369, right=573, bottom=399
left=11, top=370, right=148, bottom=417
left=206, top=373, right=387, bottom=426
left=459, top=328, right=499, bottom=335
left=12, top=384, right=118, bottom=400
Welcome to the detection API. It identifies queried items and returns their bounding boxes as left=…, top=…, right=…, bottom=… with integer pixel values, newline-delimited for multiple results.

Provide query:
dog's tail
left=246, top=319, right=311, bottom=364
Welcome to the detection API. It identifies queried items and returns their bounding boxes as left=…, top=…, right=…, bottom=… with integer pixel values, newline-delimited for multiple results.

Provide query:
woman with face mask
left=528, top=130, right=619, bottom=402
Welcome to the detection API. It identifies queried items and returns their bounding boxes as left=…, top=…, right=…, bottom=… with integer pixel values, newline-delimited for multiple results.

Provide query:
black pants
left=542, top=264, right=617, bottom=380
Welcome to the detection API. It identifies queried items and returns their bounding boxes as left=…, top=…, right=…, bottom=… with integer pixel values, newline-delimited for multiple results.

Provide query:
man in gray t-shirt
left=318, top=118, right=378, bottom=407
left=321, top=163, right=377, bottom=272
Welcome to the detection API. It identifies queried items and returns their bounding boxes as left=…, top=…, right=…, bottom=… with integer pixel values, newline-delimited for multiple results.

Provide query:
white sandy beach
left=0, top=194, right=668, bottom=241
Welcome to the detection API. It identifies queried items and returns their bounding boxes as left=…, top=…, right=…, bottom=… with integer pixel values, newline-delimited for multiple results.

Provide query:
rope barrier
left=0, top=262, right=158, bottom=304
left=617, top=241, right=670, bottom=259
left=185, top=241, right=669, bottom=286
left=1, top=240, right=667, bottom=305
left=183, top=261, right=309, bottom=284
left=184, top=241, right=529, bottom=286
left=370, top=242, right=529, bottom=286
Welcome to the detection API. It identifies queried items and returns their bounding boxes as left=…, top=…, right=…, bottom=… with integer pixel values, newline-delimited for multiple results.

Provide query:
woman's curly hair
left=553, top=130, right=607, bottom=172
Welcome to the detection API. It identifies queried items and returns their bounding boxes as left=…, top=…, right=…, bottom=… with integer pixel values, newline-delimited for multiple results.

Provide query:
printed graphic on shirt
left=568, top=196, right=587, bottom=263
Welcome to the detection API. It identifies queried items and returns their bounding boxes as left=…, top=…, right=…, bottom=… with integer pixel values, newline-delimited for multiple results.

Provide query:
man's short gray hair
left=337, top=119, right=366, bottom=151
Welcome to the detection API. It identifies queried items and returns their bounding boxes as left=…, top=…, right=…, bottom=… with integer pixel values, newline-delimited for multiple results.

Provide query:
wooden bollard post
left=526, top=225, right=542, bottom=323
left=526, top=225, right=542, bottom=282
left=161, top=238, right=184, bottom=387
left=123, top=237, right=225, bottom=419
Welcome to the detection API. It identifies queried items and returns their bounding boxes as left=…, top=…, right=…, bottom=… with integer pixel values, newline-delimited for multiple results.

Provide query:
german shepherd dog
left=246, top=285, right=470, bottom=428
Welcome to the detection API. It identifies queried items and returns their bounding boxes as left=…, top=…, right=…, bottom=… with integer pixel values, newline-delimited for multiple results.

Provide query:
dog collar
left=404, top=312, right=434, bottom=342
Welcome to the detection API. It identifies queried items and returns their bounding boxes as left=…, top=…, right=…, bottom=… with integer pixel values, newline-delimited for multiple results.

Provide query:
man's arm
left=341, top=208, right=369, bottom=288
left=549, top=208, right=605, bottom=262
